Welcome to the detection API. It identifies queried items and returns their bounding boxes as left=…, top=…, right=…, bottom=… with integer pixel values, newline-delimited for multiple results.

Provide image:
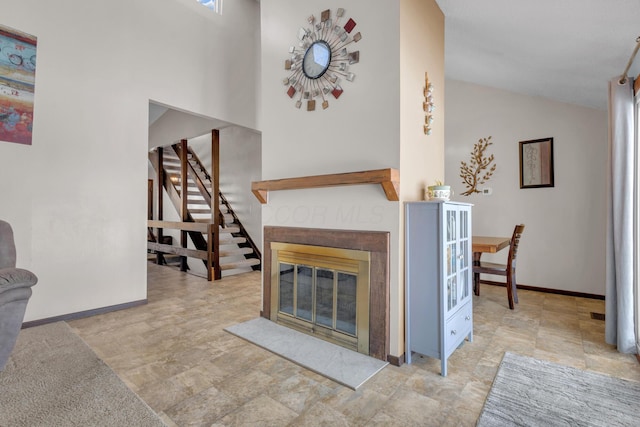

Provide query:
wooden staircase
left=148, top=131, right=261, bottom=279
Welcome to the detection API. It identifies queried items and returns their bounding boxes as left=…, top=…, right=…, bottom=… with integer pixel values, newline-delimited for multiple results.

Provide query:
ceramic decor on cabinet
left=405, top=201, right=473, bottom=376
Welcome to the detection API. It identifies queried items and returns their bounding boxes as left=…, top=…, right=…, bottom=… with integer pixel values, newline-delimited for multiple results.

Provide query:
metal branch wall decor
left=283, top=8, right=361, bottom=111
left=459, top=136, right=497, bottom=196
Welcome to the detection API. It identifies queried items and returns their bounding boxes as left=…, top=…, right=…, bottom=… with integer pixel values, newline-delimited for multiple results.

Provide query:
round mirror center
left=302, top=40, right=331, bottom=79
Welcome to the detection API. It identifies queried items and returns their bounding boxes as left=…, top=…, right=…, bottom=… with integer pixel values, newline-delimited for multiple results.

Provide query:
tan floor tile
left=288, top=401, right=351, bottom=426
left=584, top=353, right=640, bottom=381
left=165, top=386, right=237, bottom=426
left=334, top=388, right=389, bottom=425
left=375, top=388, right=447, bottom=426
left=212, top=395, right=299, bottom=427
left=268, top=372, right=336, bottom=413
left=66, top=264, right=640, bottom=426
left=136, top=365, right=219, bottom=412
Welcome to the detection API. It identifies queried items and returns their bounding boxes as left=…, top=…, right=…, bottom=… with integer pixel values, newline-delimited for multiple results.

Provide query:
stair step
left=163, top=151, right=192, bottom=158
left=220, top=236, right=247, bottom=245
left=220, top=258, right=261, bottom=271
left=190, top=208, right=211, bottom=214
left=161, top=254, right=182, bottom=265
left=219, top=247, right=254, bottom=257
left=220, top=225, right=240, bottom=234
left=193, top=218, right=214, bottom=223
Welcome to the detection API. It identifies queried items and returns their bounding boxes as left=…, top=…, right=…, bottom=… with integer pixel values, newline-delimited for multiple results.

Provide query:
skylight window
left=196, top=0, right=223, bottom=14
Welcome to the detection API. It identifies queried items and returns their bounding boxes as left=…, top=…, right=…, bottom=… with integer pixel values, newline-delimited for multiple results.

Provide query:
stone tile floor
left=69, top=263, right=640, bottom=426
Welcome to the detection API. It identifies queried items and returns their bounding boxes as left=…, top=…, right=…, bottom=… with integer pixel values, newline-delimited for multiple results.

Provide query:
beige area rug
left=477, top=352, right=640, bottom=426
left=0, top=322, right=165, bottom=427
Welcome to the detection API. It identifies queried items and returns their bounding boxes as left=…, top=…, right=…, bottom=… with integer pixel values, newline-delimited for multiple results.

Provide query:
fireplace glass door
left=271, top=243, right=370, bottom=354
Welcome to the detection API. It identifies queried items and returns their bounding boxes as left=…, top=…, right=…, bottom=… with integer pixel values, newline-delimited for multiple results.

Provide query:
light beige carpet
left=0, top=322, right=166, bottom=427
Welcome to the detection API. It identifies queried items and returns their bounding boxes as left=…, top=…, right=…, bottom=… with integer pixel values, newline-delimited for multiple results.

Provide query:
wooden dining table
left=471, top=236, right=511, bottom=295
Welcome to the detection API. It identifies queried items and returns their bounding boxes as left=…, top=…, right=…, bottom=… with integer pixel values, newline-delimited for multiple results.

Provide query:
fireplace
left=262, top=226, right=390, bottom=361
left=270, top=243, right=370, bottom=353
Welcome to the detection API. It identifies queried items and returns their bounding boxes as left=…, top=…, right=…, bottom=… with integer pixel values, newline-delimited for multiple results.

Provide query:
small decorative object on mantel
left=283, top=8, right=361, bottom=111
left=427, top=180, right=451, bottom=201
left=423, top=72, right=434, bottom=135
left=459, top=136, right=497, bottom=196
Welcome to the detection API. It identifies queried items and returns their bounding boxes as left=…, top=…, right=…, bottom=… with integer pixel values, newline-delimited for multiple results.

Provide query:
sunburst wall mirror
left=283, top=8, right=362, bottom=111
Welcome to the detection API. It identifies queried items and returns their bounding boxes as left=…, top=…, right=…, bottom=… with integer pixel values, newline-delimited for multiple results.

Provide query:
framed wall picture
left=519, top=137, right=554, bottom=188
left=0, top=24, right=37, bottom=146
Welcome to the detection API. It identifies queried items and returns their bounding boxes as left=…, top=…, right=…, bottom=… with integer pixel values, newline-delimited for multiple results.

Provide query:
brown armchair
left=0, top=220, right=38, bottom=371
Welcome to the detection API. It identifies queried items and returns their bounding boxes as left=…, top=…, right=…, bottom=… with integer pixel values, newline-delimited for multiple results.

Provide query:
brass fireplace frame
left=270, top=242, right=370, bottom=354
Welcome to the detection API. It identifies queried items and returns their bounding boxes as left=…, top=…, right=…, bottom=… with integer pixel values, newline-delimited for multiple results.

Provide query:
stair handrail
left=149, top=148, right=220, bottom=280
left=218, top=191, right=262, bottom=260
left=173, top=141, right=221, bottom=279
left=172, top=144, right=213, bottom=208
left=185, top=144, right=262, bottom=262
left=147, top=220, right=215, bottom=281
left=171, top=144, right=227, bottom=227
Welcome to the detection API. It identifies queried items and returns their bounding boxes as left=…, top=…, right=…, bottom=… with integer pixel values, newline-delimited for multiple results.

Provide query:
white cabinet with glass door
left=405, top=201, right=473, bottom=376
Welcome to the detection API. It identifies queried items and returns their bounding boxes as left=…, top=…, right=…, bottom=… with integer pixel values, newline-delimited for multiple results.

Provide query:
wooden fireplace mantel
left=251, top=168, right=400, bottom=204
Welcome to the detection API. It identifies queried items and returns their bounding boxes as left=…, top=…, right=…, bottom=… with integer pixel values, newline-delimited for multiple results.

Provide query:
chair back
left=506, top=224, right=525, bottom=271
left=0, top=220, right=17, bottom=269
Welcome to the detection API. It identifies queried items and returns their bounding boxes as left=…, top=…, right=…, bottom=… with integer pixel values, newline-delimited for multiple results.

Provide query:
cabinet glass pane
left=446, top=210, right=456, bottom=242
left=296, top=265, right=313, bottom=321
left=336, top=272, right=357, bottom=335
left=460, top=240, right=471, bottom=299
left=459, top=210, right=469, bottom=239
left=315, top=269, right=334, bottom=328
left=279, top=263, right=294, bottom=315
left=447, top=243, right=457, bottom=276
left=447, top=276, right=458, bottom=310
left=460, top=241, right=469, bottom=270
left=462, top=269, right=469, bottom=299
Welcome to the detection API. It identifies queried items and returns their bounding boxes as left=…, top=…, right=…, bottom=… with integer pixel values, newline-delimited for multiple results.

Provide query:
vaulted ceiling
left=436, top=0, right=640, bottom=110
left=152, top=0, right=639, bottom=128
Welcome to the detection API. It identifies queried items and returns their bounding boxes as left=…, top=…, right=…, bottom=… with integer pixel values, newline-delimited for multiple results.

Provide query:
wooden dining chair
left=473, top=224, right=525, bottom=309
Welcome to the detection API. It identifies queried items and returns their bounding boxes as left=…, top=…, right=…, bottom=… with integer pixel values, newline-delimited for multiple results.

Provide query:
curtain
left=605, top=76, right=636, bottom=353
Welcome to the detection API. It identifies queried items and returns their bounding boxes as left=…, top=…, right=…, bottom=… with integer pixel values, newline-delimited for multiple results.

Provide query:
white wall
left=261, top=0, right=401, bottom=355
left=189, top=126, right=263, bottom=251
left=219, top=127, right=263, bottom=251
left=0, top=0, right=260, bottom=321
left=398, top=0, right=445, bottom=354
left=445, top=80, right=608, bottom=295
left=261, top=0, right=445, bottom=357
left=399, top=0, right=445, bottom=201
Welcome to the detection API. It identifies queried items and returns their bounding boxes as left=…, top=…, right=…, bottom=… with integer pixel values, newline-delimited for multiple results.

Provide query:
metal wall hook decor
left=423, top=72, right=434, bottom=135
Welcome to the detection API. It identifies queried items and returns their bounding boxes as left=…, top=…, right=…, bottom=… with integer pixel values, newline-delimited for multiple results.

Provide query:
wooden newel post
left=156, top=146, right=165, bottom=265
left=212, top=129, right=221, bottom=280
left=179, top=139, right=188, bottom=272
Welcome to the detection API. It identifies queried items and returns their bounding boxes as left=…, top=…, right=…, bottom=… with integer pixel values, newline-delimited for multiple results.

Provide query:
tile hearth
left=225, top=317, right=387, bottom=390
left=69, top=263, right=640, bottom=426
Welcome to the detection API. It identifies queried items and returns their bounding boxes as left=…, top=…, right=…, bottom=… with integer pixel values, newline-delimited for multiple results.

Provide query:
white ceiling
left=436, top=0, right=640, bottom=110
